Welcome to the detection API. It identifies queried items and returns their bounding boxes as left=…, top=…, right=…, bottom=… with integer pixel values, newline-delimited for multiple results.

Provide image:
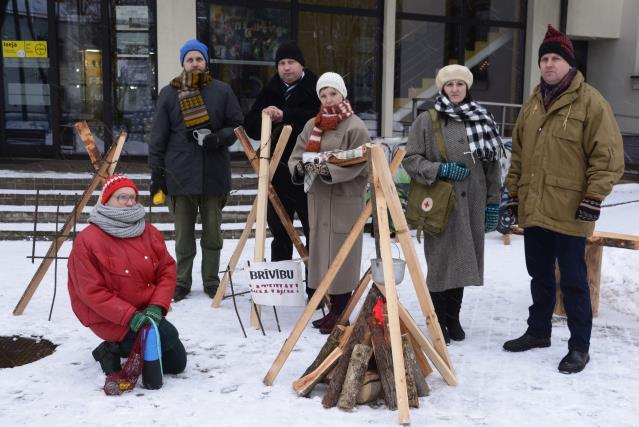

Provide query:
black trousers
left=119, top=319, right=187, bottom=374
left=268, top=166, right=310, bottom=261
left=524, top=227, right=591, bottom=351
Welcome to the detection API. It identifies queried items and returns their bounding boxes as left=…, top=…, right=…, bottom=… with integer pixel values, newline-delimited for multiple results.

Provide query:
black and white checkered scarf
left=434, top=94, right=506, bottom=162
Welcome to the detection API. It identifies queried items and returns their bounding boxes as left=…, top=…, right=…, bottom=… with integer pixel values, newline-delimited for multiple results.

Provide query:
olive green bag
left=405, top=109, right=456, bottom=241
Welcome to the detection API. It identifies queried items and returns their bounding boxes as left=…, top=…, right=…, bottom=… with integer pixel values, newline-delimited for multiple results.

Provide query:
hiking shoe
left=172, top=287, right=190, bottom=302
left=503, top=333, right=551, bottom=352
left=558, top=350, right=590, bottom=374
left=92, top=341, right=121, bottom=375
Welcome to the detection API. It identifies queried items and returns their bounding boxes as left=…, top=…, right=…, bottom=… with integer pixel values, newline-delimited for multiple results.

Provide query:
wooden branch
left=402, top=333, right=428, bottom=400
left=74, top=121, right=101, bottom=169
left=107, top=132, right=127, bottom=176
left=322, top=288, right=381, bottom=408
left=302, top=326, right=345, bottom=378
left=369, top=309, right=397, bottom=410
left=263, top=150, right=405, bottom=386
left=212, top=126, right=288, bottom=308
left=337, top=343, right=374, bottom=409
left=293, top=347, right=342, bottom=397
left=14, top=132, right=127, bottom=315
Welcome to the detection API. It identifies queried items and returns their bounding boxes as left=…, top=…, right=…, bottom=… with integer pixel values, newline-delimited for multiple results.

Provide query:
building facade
left=1, top=0, right=637, bottom=162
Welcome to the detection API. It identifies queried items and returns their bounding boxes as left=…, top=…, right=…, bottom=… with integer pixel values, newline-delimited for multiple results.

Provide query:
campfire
left=293, top=286, right=430, bottom=410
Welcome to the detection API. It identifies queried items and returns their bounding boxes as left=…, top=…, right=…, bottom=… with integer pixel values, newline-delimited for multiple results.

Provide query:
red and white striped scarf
left=306, top=100, right=353, bottom=152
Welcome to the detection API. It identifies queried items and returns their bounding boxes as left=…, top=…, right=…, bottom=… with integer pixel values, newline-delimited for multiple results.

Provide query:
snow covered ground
left=1, top=184, right=638, bottom=427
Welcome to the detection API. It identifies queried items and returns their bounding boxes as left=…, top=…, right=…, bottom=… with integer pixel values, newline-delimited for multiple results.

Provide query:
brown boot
left=319, top=292, right=352, bottom=334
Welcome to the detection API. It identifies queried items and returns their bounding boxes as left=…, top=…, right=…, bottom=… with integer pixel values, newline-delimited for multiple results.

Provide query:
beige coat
left=288, top=115, right=370, bottom=294
left=505, top=71, right=625, bottom=237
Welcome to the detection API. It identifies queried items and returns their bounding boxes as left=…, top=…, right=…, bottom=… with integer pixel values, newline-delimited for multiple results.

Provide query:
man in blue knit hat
left=148, top=39, right=243, bottom=302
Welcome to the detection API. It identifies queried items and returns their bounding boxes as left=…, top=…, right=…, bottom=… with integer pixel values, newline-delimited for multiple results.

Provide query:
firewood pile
left=293, top=286, right=431, bottom=410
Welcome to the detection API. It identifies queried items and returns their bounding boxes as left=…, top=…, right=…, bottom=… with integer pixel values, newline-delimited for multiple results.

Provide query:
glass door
left=1, top=0, right=53, bottom=155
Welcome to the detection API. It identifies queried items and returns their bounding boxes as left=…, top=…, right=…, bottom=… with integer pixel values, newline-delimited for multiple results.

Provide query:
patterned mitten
left=144, top=305, right=163, bottom=325
left=575, top=194, right=602, bottom=222
left=129, top=312, right=148, bottom=333
left=438, top=162, right=470, bottom=181
left=485, top=204, right=499, bottom=232
left=317, top=163, right=331, bottom=178
left=502, top=194, right=519, bottom=226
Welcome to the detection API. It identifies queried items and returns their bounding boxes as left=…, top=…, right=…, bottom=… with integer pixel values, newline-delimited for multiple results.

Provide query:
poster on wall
left=115, top=5, right=149, bottom=31
left=116, top=32, right=149, bottom=56
left=209, top=5, right=290, bottom=63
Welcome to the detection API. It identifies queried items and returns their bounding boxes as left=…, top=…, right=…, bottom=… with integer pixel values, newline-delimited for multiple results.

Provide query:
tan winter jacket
left=505, top=71, right=625, bottom=237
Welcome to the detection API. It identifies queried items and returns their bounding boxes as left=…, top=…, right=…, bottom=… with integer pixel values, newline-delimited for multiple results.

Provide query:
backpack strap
left=428, top=109, right=449, bottom=163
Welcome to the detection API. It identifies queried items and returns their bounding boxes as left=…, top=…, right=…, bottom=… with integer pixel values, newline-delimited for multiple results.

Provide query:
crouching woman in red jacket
left=68, top=174, right=186, bottom=380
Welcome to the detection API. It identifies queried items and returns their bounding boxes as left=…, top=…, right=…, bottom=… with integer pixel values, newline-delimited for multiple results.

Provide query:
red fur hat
left=101, top=174, right=139, bottom=204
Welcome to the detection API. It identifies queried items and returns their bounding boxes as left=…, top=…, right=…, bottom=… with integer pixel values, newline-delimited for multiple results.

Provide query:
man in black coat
left=148, top=39, right=243, bottom=302
left=244, top=42, right=319, bottom=289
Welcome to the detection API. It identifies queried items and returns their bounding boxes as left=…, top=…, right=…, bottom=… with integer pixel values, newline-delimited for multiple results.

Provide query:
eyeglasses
left=115, top=194, right=137, bottom=203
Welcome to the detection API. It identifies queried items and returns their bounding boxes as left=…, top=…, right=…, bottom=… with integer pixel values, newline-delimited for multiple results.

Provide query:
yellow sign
left=2, top=40, right=48, bottom=58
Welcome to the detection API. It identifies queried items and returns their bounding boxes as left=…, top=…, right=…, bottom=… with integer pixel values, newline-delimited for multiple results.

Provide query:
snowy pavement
left=1, top=184, right=638, bottom=427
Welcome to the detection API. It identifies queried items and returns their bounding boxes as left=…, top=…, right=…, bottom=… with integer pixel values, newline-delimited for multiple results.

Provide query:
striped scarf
left=170, top=70, right=212, bottom=129
left=306, top=100, right=353, bottom=152
left=434, top=95, right=506, bottom=162
left=540, top=67, right=577, bottom=111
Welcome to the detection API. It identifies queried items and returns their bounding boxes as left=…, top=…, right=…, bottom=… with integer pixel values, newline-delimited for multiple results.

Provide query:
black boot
left=558, top=349, right=590, bottom=374
left=92, top=341, right=122, bottom=375
left=320, top=292, right=352, bottom=334
left=430, top=291, right=450, bottom=345
left=446, top=287, right=465, bottom=341
left=503, top=333, right=551, bottom=352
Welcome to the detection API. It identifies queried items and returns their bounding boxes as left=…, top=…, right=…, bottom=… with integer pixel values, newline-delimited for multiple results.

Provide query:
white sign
left=249, top=260, right=306, bottom=306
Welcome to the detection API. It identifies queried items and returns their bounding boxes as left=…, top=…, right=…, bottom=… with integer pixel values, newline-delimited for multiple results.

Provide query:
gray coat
left=288, top=115, right=370, bottom=295
left=403, top=111, right=501, bottom=292
left=148, top=79, right=243, bottom=196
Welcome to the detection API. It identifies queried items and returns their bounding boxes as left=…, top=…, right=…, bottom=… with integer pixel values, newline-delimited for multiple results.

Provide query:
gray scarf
left=89, top=203, right=146, bottom=239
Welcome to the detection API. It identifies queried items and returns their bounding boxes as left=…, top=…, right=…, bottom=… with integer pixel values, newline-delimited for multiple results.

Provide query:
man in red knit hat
left=502, top=25, right=624, bottom=373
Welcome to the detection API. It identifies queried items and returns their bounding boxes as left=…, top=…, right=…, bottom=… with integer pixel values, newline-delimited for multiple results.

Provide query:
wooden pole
left=555, top=243, right=603, bottom=317
left=263, top=149, right=405, bottom=386
left=74, top=121, right=101, bottom=170
left=372, top=161, right=410, bottom=424
left=211, top=126, right=289, bottom=308
left=14, top=132, right=127, bottom=315
left=370, top=146, right=452, bottom=369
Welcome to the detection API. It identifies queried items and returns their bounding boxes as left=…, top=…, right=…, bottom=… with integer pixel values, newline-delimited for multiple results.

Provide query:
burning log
left=322, top=287, right=381, bottom=408
left=369, top=300, right=397, bottom=410
left=337, top=343, right=373, bottom=409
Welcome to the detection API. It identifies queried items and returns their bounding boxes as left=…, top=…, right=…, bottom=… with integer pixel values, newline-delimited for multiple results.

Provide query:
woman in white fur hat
left=288, top=72, right=370, bottom=334
left=403, top=64, right=505, bottom=344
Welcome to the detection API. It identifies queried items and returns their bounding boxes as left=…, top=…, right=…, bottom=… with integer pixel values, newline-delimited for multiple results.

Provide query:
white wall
left=156, top=0, right=197, bottom=90
left=567, top=0, right=623, bottom=39
left=524, top=0, right=561, bottom=96
left=586, top=0, right=639, bottom=134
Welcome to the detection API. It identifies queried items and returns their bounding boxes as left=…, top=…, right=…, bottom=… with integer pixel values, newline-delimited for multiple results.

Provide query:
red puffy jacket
left=67, top=223, right=176, bottom=342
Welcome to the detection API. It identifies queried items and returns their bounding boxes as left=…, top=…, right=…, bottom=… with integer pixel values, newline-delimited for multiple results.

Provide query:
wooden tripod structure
left=13, top=126, right=127, bottom=315
left=263, top=144, right=456, bottom=425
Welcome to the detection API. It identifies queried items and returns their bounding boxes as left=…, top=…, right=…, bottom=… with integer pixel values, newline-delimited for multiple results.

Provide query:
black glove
left=294, top=160, right=305, bottom=178
left=150, top=168, right=167, bottom=196
left=202, top=132, right=222, bottom=152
